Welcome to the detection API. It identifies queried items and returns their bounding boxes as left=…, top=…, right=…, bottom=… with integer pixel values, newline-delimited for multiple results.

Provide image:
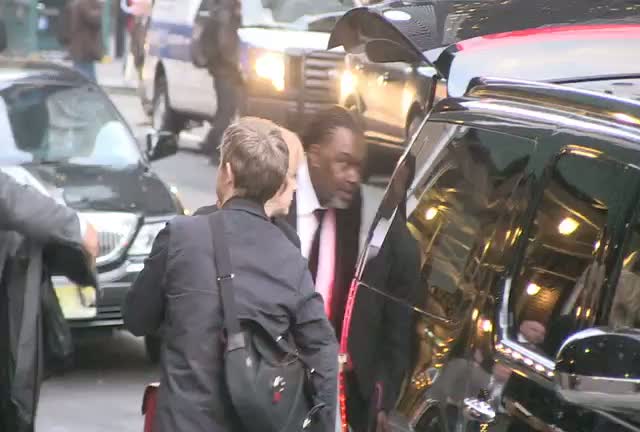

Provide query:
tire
left=152, top=76, right=186, bottom=135
left=144, top=335, right=162, bottom=364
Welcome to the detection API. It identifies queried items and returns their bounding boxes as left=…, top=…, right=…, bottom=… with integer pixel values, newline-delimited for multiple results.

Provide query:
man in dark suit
left=124, top=118, right=337, bottom=432
left=292, top=106, right=366, bottom=338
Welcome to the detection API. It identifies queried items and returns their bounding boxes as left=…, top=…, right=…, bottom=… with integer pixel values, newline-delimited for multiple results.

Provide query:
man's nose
left=346, top=166, right=361, bottom=185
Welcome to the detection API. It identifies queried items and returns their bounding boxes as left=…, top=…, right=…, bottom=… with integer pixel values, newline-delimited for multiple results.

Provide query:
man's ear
left=224, top=162, right=235, bottom=186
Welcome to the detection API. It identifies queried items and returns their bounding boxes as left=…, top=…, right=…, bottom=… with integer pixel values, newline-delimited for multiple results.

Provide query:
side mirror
left=146, top=130, right=178, bottom=161
left=0, top=20, right=7, bottom=53
left=554, top=328, right=640, bottom=413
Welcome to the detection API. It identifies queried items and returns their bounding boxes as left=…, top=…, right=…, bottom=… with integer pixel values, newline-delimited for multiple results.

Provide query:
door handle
left=463, top=398, right=496, bottom=424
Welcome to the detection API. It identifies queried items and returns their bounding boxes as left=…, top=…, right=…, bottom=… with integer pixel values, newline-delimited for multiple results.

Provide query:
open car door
left=328, top=0, right=640, bottom=77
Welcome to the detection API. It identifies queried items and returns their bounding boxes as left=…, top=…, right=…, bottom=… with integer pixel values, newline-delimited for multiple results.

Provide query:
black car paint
left=0, top=59, right=181, bottom=328
left=343, top=77, right=640, bottom=432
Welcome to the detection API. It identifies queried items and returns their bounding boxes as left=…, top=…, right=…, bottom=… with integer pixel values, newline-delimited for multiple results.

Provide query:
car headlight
left=255, top=52, right=285, bottom=91
left=340, top=70, right=358, bottom=103
left=129, top=222, right=166, bottom=256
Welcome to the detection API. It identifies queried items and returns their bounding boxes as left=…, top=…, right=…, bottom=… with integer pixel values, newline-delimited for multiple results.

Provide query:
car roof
left=433, top=24, right=640, bottom=97
left=0, top=57, right=89, bottom=89
left=430, top=78, right=640, bottom=149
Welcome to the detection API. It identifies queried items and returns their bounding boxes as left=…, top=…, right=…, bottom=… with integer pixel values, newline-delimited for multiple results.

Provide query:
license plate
left=54, top=279, right=98, bottom=320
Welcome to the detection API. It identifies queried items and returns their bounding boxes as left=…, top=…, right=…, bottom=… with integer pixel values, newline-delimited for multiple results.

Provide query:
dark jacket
left=286, top=192, right=362, bottom=339
left=194, top=204, right=300, bottom=249
left=124, top=198, right=338, bottom=432
left=69, top=0, right=104, bottom=62
left=0, top=171, right=94, bottom=432
left=207, top=0, right=241, bottom=77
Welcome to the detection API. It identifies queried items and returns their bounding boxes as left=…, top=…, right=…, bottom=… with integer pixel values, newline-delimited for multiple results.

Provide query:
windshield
left=242, top=0, right=354, bottom=28
left=0, top=83, right=140, bottom=167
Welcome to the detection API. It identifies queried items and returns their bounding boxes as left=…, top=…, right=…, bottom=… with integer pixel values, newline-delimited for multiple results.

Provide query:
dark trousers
left=205, top=71, right=242, bottom=161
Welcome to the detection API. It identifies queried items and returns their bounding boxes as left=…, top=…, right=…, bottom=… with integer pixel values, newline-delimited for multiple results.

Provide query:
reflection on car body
left=329, top=3, right=640, bottom=432
left=0, top=59, right=183, bottom=362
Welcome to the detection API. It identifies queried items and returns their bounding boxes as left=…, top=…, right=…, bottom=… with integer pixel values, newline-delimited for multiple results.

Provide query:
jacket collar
left=222, top=197, right=268, bottom=220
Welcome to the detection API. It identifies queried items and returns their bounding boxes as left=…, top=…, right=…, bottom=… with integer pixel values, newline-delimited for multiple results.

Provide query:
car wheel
left=153, top=76, right=186, bottom=135
left=407, top=113, right=425, bottom=142
left=144, top=335, right=162, bottom=364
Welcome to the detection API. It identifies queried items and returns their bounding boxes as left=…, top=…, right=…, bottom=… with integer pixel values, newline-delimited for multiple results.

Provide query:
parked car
left=142, top=0, right=355, bottom=145
left=0, top=59, right=184, bottom=362
left=329, top=3, right=640, bottom=432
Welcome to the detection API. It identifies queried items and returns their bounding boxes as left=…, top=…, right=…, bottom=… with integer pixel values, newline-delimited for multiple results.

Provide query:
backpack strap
left=208, top=212, right=243, bottom=349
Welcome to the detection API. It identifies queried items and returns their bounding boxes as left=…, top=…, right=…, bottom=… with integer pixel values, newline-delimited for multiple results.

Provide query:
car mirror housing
left=554, top=328, right=640, bottom=413
left=146, top=130, right=178, bottom=162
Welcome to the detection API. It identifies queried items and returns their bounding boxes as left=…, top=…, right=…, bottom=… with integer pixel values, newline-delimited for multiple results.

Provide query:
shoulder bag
left=208, top=212, right=327, bottom=432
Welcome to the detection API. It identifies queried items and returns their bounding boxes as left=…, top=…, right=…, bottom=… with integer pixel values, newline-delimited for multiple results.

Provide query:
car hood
left=328, top=0, right=640, bottom=76
left=1, top=163, right=177, bottom=216
left=240, top=27, right=336, bottom=52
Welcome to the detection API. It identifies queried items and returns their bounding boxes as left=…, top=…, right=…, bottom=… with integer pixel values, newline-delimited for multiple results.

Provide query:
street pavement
left=36, top=91, right=386, bottom=432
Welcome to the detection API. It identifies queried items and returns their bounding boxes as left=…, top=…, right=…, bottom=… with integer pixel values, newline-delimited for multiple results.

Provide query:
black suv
left=328, top=3, right=640, bottom=432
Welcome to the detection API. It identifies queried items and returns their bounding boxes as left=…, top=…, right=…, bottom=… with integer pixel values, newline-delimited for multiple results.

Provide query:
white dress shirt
left=296, top=160, right=336, bottom=316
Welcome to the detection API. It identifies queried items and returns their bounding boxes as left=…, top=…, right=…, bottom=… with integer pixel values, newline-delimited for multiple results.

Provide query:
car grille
left=302, top=50, right=346, bottom=103
left=78, top=212, right=139, bottom=266
left=98, top=231, right=125, bottom=260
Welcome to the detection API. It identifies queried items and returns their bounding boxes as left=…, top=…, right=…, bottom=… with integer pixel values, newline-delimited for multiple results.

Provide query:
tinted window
left=0, top=84, right=140, bottom=167
left=509, top=151, right=634, bottom=358
left=609, top=207, right=640, bottom=330
left=405, top=128, right=536, bottom=321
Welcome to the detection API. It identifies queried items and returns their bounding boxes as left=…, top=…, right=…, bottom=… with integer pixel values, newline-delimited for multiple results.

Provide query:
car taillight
left=339, top=368, right=348, bottom=432
left=337, top=278, right=360, bottom=432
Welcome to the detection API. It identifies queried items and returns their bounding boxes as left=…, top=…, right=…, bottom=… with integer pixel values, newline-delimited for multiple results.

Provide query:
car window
left=360, top=122, right=537, bottom=322
left=405, top=128, right=536, bottom=322
left=242, top=0, right=354, bottom=28
left=508, top=151, right=636, bottom=358
left=0, top=84, right=140, bottom=167
left=608, top=208, right=640, bottom=330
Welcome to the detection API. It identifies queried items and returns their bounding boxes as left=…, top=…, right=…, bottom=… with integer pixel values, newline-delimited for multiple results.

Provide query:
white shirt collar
left=297, top=158, right=324, bottom=217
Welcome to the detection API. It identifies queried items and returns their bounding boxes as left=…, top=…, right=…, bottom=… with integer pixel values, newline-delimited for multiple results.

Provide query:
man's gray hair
left=219, top=117, right=289, bottom=204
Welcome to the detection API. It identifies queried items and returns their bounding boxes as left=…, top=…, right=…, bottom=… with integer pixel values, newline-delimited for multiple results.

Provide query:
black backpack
left=208, top=212, right=327, bottom=432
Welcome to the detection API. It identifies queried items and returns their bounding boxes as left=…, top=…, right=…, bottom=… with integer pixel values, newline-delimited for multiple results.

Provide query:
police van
left=142, top=0, right=354, bottom=142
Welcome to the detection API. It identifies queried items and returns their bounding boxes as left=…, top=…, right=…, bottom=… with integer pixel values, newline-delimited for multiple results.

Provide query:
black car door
left=459, top=136, right=640, bottom=432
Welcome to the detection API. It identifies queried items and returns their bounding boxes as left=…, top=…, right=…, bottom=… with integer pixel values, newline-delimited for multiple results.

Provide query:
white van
left=142, top=0, right=354, bottom=141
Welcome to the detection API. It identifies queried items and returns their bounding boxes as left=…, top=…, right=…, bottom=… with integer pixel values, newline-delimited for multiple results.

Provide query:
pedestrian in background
left=0, top=170, right=99, bottom=432
left=66, top=0, right=104, bottom=82
left=124, top=118, right=338, bottom=432
left=202, top=0, right=243, bottom=164
left=120, top=0, right=152, bottom=83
